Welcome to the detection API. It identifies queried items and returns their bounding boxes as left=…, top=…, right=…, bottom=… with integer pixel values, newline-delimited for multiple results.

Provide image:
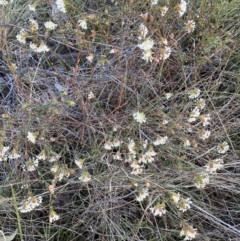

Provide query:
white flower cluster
left=194, top=173, right=210, bottom=189
left=55, top=0, right=66, bottom=13
left=180, top=223, right=197, bottom=240
left=18, top=196, right=42, bottom=213
left=0, top=146, right=21, bottom=161
left=177, top=0, right=187, bottom=17
left=150, top=202, right=166, bottom=217
left=49, top=210, right=60, bottom=223
left=136, top=188, right=149, bottom=202
left=44, top=21, right=58, bottom=30
left=30, top=41, right=50, bottom=53
left=79, top=171, right=91, bottom=182
left=0, top=0, right=8, bottom=5
left=133, top=111, right=147, bottom=124
left=78, top=19, right=87, bottom=29
left=138, top=38, right=154, bottom=62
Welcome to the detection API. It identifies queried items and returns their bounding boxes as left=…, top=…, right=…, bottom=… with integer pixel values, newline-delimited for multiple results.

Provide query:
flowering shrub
left=0, top=0, right=239, bottom=241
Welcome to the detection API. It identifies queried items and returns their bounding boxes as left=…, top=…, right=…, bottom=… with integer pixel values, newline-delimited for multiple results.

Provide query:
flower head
left=138, top=23, right=148, bottom=40
left=141, top=49, right=153, bottom=62
left=170, top=192, right=180, bottom=204
left=35, top=41, right=50, bottom=53
left=16, top=29, right=28, bottom=44
left=133, top=111, right=146, bottom=124
left=153, top=136, right=168, bottom=145
left=205, top=158, right=224, bottom=173
left=75, top=158, right=85, bottom=169
left=160, top=6, right=168, bottom=17
left=0, top=0, right=8, bottom=5
left=55, top=0, right=66, bottom=13
left=44, top=21, right=58, bottom=30
left=194, top=173, right=209, bottom=189
left=86, top=54, right=94, bottom=63
left=159, top=46, right=171, bottom=60
left=138, top=38, right=154, bottom=51
left=49, top=210, right=60, bottom=223
left=217, top=142, right=229, bottom=154
left=185, top=20, right=196, bottom=33
left=177, top=0, right=187, bottom=17
left=199, top=129, right=211, bottom=140
left=27, top=131, right=38, bottom=144
left=180, top=224, right=197, bottom=240
left=178, top=198, right=192, bottom=212
left=188, top=88, right=200, bottom=99
left=78, top=19, right=87, bottom=29
left=79, top=171, right=91, bottom=182
left=88, top=91, right=95, bottom=100
left=150, top=202, right=166, bottom=217
left=28, top=4, right=36, bottom=11
left=136, top=188, right=149, bottom=202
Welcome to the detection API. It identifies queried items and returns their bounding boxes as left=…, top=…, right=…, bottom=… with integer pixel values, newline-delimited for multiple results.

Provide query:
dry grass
left=0, top=0, right=240, bottom=240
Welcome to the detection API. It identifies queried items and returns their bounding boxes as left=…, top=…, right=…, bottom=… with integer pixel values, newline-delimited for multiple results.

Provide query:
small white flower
left=188, top=107, right=200, bottom=123
left=138, top=23, right=148, bottom=40
left=29, top=42, right=38, bottom=50
left=75, top=158, right=85, bottom=169
left=178, top=198, right=192, bottom=212
left=141, top=49, right=153, bottom=62
left=37, top=150, right=47, bottom=160
left=136, top=188, right=149, bottom=202
left=217, top=142, right=229, bottom=154
left=79, top=171, right=91, bottom=182
left=165, top=93, right=172, bottom=99
left=199, top=130, right=211, bottom=140
left=50, top=164, right=59, bottom=173
left=113, top=151, right=122, bottom=160
left=16, top=29, right=28, bottom=44
left=18, top=195, right=42, bottom=213
left=178, top=0, right=187, bottom=17
left=170, top=192, right=180, bottom=204
left=8, top=151, right=21, bottom=159
left=112, top=139, right=121, bottom=147
left=29, top=19, right=39, bottom=31
left=55, top=0, right=66, bottom=13
left=159, top=46, right=171, bottom=60
left=197, top=98, right=205, bottom=110
left=35, top=42, right=50, bottom=53
left=188, top=88, right=201, bottom=99
left=104, top=141, right=113, bottom=150
left=133, top=111, right=147, bottom=124
left=150, top=203, right=166, bottom=217
left=0, top=0, right=8, bottom=5
left=199, top=114, right=211, bottom=127
left=130, top=160, right=142, bottom=169
left=183, top=138, right=191, bottom=147
left=0, top=146, right=10, bottom=162
left=138, top=38, right=154, bottom=51
left=128, top=139, right=136, bottom=156
left=151, top=0, right=158, bottom=6
left=162, top=119, right=169, bottom=125
left=28, top=4, right=36, bottom=11
left=180, top=224, right=197, bottom=240
left=153, top=136, right=168, bottom=145
left=131, top=166, right=143, bottom=175
left=44, top=21, right=58, bottom=30
left=78, top=19, right=87, bottom=29
left=194, top=173, right=209, bottom=189
left=205, top=158, right=224, bottom=174
left=27, top=131, right=37, bottom=143
left=88, top=91, right=95, bottom=100
left=160, top=6, right=168, bottom=17
left=86, top=54, right=94, bottom=62
left=49, top=154, right=61, bottom=162
left=49, top=210, right=60, bottom=223
left=185, top=20, right=196, bottom=33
